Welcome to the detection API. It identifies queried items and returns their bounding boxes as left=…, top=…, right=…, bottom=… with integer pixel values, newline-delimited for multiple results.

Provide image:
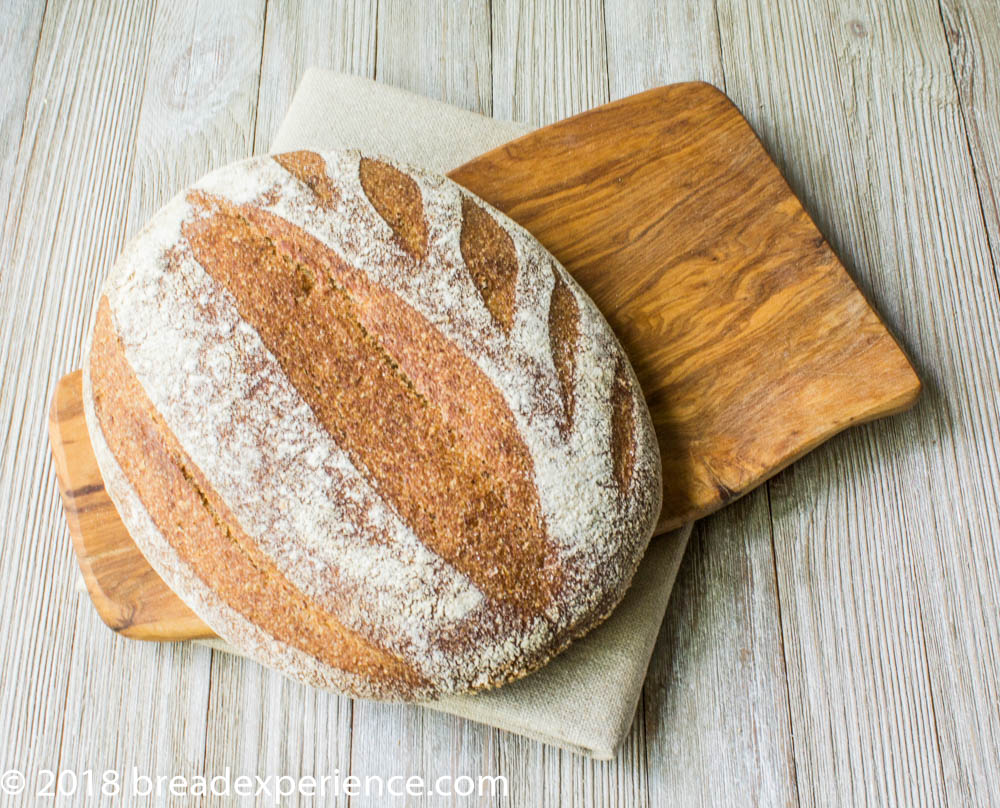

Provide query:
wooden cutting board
left=49, top=83, right=920, bottom=641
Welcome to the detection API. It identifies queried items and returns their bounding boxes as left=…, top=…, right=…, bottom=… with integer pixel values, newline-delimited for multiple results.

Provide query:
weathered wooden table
left=2, top=1, right=998, bottom=805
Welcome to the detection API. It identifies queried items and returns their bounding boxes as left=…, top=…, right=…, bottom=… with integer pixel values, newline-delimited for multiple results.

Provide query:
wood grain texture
left=47, top=4, right=267, bottom=806
left=644, top=499, right=800, bottom=807
left=605, top=4, right=801, bottom=806
left=491, top=0, right=609, bottom=126
left=6, top=1, right=1000, bottom=805
left=0, top=0, right=45, bottom=244
left=375, top=0, right=492, bottom=115
left=941, top=0, right=1000, bottom=296
left=0, top=2, right=218, bottom=803
left=253, top=0, right=377, bottom=153
left=717, top=0, right=1000, bottom=805
left=450, top=84, right=921, bottom=531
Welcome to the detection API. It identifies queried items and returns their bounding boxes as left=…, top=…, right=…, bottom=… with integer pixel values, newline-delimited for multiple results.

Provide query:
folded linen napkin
left=204, top=68, right=693, bottom=759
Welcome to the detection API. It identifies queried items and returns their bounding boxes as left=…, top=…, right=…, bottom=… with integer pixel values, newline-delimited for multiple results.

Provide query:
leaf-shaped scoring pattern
left=610, top=359, right=638, bottom=492
left=459, top=197, right=520, bottom=334
left=358, top=157, right=429, bottom=260
left=547, top=268, right=580, bottom=435
left=273, top=151, right=341, bottom=209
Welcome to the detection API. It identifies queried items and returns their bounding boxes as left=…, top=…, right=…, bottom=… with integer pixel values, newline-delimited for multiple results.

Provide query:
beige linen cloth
left=207, top=69, right=693, bottom=759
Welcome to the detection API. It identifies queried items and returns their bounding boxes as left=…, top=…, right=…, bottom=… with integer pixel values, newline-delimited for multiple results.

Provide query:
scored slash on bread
left=82, top=150, right=662, bottom=700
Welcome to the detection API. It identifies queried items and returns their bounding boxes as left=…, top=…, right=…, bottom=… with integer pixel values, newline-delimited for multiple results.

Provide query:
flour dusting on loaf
left=83, top=150, right=662, bottom=700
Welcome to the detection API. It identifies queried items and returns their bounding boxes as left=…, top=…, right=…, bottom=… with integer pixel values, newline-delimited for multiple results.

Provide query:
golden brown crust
left=358, top=157, right=428, bottom=259
left=548, top=267, right=580, bottom=434
left=610, top=359, right=638, bottom=492
left=273, top=150, right=341, bottom=209
left=459, top=196, right=520, bottom=334
left=89, top=297, right=426, bottom=693
left=182, top=190, right=559, bottom=616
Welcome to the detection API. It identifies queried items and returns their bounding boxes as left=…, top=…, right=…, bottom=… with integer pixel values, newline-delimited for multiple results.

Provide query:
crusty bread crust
left=83, top=150, right=662, bottom=700
left=88, top=299, right=428, bottom=696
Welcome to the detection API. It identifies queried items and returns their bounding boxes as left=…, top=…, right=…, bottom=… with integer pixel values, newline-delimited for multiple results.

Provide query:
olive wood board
left=49, top=83, right=920, bottom=641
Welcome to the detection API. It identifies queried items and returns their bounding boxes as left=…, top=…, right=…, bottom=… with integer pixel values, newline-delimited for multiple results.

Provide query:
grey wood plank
left=127, top=0, right=267, bottom=211
left=490, top=722, right=648, bottom=807
left=349, top=703, right=499, bottom=807
left=0, top=2, right=168, bottom=804
left=934, top=1, right=1000, bottom=800
left=0, top=0, right=46, bottom=240
left=0, top=3, right=236, bottom=804
left=47, top=3, right=267, bottom=807
left=253, top=0, right=377, bottom=154
left=940, top=0, right=1000, bottom=300
left=375, top=0, right=492, bottom=116
left=202, top=653, right=354, bottom=808
left=605, top=0, right=724, bottom=97
left=491, top=0, right=608, bottom=127
left=604, top=3, right=800, bottom=806
left=717, top=0, right=1000, bottom=804
left=642, top=501, right=800, bottom=807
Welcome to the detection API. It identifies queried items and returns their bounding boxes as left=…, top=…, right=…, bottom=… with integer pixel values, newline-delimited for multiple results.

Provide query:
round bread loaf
left=83, top=150, right=662, bottom=700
